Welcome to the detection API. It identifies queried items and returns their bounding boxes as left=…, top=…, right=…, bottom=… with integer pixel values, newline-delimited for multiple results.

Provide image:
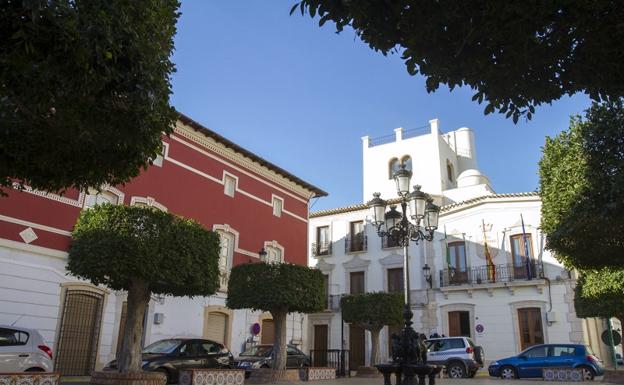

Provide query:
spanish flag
left=482, top=219, right=495, bottom=282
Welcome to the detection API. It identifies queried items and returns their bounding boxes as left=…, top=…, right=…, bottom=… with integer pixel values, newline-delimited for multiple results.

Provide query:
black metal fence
left=345, top=235, right=367, bottom=253
left=310, top=349, right=350, bottom=376
left=439, top=262, right=542, bottom=287
left=311, top=241, right=332, bottom=257
left=382, top=235, right=401, bottom=249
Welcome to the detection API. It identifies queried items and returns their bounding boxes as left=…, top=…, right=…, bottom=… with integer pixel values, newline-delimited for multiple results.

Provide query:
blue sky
left=170, top=1, right=591, bottom=211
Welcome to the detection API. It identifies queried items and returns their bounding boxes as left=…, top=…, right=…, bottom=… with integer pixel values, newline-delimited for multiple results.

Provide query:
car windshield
left=143, top=339, right=182, bottom=354
left=240, top=346, right=272, bottom=357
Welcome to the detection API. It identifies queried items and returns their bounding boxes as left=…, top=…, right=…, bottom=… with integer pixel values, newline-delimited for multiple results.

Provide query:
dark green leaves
left=294, top=1, right=624, bottom=123
left=574, top=268, right=624, bottom=320
left=539, top=99, right=624, bottom=269
left=0, top=0, right=179, bottom=193
left=68, top=204, right=220, bottom=296
left=341, top=292, right=403, bottom=331
left=227, top=263, right=325, bottom=314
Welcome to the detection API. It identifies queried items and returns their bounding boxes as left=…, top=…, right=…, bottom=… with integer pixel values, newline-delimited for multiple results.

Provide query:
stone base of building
left=246, top=369, right=303, bottom=383
left=90, top=371, right=166, bottom=385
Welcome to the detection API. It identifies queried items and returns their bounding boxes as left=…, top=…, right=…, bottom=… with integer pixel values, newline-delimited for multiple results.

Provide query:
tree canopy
left=341, top=292, right=403, bottom=365
left=68, top=204, right=220, bottom=297
left=1, top=0, right=179, bottom=194
left=227, top=262, right=324, bottom=371
left=227, top=262, right=325, bottom=314
left=574, top=268, right=624, bottom=325
left=539, top=100, right=624, bottom=269
left=69, top=204, right=220, bottom=373
left=293, top=1, right=624, bottom=122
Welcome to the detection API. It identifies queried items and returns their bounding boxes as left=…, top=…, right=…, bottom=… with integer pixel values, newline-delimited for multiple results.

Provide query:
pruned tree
left=227, top=263, right=324, bottom=373
left=293, top=1, right=624, bottom=122
left=68, top=204, right=220, bottom=373
left=575, top=268, right=624, bottom=328
left=341, top=292, right=403, bottom=366
left=1, top=0, right=179, bottom=194
left=539, top=100, right=624, bottom=269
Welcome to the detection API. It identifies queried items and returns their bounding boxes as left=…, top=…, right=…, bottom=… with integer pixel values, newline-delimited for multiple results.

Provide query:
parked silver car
left=0, top=326, right=54, bottom=372
left=426, top=336, right=484, bottom=378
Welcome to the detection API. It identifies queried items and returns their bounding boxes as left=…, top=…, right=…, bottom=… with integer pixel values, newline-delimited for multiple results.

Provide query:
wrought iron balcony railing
left=345, top=235, right=367, bottom=253
left=311, top=241, right=332, bottom=257
left=439, top=262, right=542, bottom=287
left=381, top=235, right=402, bottom=249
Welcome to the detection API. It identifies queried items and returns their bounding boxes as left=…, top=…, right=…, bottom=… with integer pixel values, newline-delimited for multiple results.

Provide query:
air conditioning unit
left=546, top=312, right=557, bottom=323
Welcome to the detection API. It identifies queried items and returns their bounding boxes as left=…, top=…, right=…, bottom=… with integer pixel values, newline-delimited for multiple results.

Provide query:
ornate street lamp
left=367, top=164, right=441, bottom=385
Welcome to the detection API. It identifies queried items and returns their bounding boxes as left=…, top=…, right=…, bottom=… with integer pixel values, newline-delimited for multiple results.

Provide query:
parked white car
left=0, top=326, right=53, bottom=372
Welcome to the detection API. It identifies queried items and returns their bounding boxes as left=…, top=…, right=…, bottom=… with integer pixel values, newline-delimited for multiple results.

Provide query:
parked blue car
left=488, top=344, right=603, bottom=380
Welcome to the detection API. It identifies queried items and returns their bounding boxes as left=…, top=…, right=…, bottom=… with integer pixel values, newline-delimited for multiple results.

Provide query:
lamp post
left=367, top=164, right=441, bottom=385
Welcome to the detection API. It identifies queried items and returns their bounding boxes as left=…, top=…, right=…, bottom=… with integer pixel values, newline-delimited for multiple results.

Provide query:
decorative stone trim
left=179, top=369, right=245, bottom=385
left=304, top=368, right=336, bottom=381
left=542, top=367, right=583, bottom=381
left=90, top=371, right=165, bottom=385
left=0, top=372, right=60, bottom=385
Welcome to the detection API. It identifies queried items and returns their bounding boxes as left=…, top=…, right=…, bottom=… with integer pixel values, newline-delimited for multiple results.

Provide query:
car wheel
left=499, top=366, right=517, bottom=380
left=579, top=366, right=595, bottom=381
left=447, top=362, right=466, bottom=378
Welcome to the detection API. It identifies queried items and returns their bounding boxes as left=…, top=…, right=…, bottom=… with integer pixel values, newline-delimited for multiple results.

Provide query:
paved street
left=60, top=373, right=614, bottom=385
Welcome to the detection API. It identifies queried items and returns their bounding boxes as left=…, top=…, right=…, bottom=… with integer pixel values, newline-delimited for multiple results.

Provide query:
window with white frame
left=224, top=175, right=236, bottom=197
left=152, top=142, right=169, bottom=167
left=263, top=246, right=283, bottom=264
left=272, top=197, right=283, bottom=217
left=217, top=231, right=235, bottom=271
left=84, top=190, right=119, bottom=207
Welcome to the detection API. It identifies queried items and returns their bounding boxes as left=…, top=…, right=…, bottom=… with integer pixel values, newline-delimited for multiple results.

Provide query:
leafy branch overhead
left=341, top=292, right=404, bottom=330
left=574, top=268, right=624, bottom=324
left=294, top=1, right=624, bottom=122
left=1, top=0, right=179, bottom=193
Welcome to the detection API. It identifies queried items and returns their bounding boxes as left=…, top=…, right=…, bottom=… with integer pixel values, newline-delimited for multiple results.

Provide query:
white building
left=307, top=120, right=618, bottom=370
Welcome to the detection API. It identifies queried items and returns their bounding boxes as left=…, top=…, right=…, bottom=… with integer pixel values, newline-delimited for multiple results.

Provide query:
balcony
left=440, top=262, right=542, bottom=288
left=311, top=241, right=332, bottom=257
left=381, top=235, right=402, bottom=249
left=218, top=270, right=230, bottom=292
left=345, top=235, right=367, bottom=253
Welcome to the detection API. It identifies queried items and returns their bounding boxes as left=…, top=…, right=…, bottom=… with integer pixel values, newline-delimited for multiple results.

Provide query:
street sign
left=602, top=330, right=622, bottom=346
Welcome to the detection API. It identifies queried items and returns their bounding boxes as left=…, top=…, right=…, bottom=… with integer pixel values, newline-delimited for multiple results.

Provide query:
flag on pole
left=482, top=219, right=496, bottom=282
left=444, top=225, right=452, bottom=268
left=520, top=214, right=532, bottom=280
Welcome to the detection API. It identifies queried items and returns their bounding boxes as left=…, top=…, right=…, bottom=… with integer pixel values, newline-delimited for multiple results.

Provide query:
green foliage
left=341, top=292, right=403, bottom=331
left=539, top=100, right=624, bottom=269
left=1, top=0, right=179, bottom=193
left=293, top=1, right=624, bottom=122
left=68, top=204, right=220, bottom=296
left=574, top=268, right=624, bottom=320
left=227, top=263, right=325, bottom=313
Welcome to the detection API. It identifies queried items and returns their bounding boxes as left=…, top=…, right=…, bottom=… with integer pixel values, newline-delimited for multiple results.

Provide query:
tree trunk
left=118, top=280, right=151, bottom=373
left=271, top=309, right=288, bottom=373
left=369, top=328, right=381, bottom=366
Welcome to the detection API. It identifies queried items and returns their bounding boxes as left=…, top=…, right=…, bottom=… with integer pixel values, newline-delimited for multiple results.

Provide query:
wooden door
left=205, top=312, right=228, bottom=344
left=349, top=324, right=365, bottom=369
left=350, top=271, right=365, bottom=294
left=518, top=308, right=544, bottom=351
left=313, top=325, right=328, bottom=366
left=261, top=319, right=275, bottom=344
left=448, top=311, right=470, bottom=337
left=387, top=268, right=404, bottom=293
left=55, top=290, right=103, bottom=376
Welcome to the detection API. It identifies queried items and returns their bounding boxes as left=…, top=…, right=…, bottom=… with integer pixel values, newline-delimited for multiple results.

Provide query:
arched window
left=446, top=160, right=454, bottom=182
left=84, top=187, right=124, bottom=208
left=388, top=158, right=400, bottom=179
left=216, top=231, right=235, bottom=272
left=401, top=155, right=412, bottom=172
left=262, top=241, right=284, bottom=264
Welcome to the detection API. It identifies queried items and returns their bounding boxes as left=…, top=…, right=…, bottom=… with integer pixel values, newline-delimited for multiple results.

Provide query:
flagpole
left=520, top=214, right=532, bottom=280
